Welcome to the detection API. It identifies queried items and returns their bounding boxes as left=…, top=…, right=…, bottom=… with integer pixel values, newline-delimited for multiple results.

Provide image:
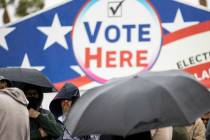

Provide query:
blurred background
left=0, top=0, right=64, bottom=26
left=0, top=0, right=209, bottom=27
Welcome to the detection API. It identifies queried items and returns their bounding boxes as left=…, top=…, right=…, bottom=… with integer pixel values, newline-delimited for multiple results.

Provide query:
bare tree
left=0, top=0, right=44, bottom=25
left=3, top=7, right=10, bottom=24
left=0, top=0, right=11, bottom=24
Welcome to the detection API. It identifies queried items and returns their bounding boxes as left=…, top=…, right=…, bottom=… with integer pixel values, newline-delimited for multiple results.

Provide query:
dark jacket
left=172, top=127, right=190, bottom=140
left=30, top=108, right=63, bottom=140
left=206, top=121, right=210, bottom=140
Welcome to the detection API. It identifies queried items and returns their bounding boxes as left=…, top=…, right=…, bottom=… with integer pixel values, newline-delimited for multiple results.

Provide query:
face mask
left=27, top=97, right=41, bottom=110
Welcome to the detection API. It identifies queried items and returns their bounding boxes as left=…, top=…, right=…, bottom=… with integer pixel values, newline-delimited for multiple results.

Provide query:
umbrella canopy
left=65, top=70, right=210, bottom=137
left=0, top=68, right=56, bottom=92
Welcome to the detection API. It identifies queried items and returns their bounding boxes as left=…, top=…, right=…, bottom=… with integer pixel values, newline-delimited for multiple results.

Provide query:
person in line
left=0, top=76, right=30, bottom=140
left=24, top=84, right=63, bottom=140
left=186, top=118, right=206, bottom=140
left=49, top=83, right=98, bottom=140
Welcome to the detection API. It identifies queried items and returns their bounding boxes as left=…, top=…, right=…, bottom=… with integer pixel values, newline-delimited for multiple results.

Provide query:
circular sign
left=72, top=0, right=162, bottom=83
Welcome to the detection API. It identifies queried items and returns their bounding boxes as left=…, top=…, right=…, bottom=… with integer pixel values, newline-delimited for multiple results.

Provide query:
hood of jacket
left=49, top=83, right=80, bottom=118
left=0, top=87, right=28, bottom=106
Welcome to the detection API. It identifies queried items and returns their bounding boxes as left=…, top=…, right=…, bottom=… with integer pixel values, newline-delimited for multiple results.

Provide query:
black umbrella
left=0, top=68, right=56, bottom=92
left=65, top=70, right=210, bottom=137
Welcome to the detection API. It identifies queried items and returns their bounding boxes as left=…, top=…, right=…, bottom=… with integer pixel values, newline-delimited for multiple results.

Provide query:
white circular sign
left=72, top=0, right=162, bottom=83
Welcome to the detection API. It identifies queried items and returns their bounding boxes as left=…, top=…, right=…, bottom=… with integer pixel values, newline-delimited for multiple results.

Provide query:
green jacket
left=30, top=108, right=63, bottom=140
left=172, top=126, right=190, bottom=140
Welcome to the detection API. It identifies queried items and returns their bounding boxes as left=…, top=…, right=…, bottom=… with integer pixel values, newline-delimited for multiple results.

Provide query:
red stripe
left=54, top=76, right=92, bottom=90
left=184, top=62, right=210, bottom=88
left=163, top=20, right=210, bottom=45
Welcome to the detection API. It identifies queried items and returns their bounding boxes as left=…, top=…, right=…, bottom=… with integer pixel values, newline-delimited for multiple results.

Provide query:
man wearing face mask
left=24, top=85, right=63, bottom=140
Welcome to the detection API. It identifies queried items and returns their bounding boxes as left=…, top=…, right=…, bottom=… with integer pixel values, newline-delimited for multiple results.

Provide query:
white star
left=70, top=65, right=85, bottom=76
left=37, top=14, right=72, bottom=50
left=0, top=27, right=15, bottom=51
left=162, top=9, right=199, bottom=32
left=20, top=54, right=45, bottom=71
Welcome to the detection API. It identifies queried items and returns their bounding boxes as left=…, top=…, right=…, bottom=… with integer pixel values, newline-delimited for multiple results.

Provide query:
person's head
left=23, top=85, right=43, bottom=110
left=0, top=76, right=11, bottom=89
left=202, top=112, right=210, bottom=127
left=59, top=83, right=80, bottom=114
left=49, top=83, right=80, bottom=118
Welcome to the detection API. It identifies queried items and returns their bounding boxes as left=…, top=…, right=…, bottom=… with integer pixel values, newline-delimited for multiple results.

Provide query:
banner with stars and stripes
left=0, top=0, right=210, bottom=90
